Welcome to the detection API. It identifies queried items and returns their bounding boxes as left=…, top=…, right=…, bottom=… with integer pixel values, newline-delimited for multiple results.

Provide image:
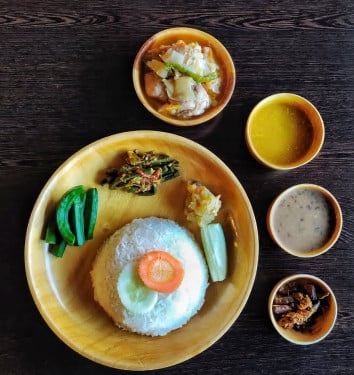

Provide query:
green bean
left=101, top=150, right=180, bottom=195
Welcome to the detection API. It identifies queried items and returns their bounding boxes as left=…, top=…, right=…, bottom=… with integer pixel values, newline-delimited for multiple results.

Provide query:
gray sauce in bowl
left=271, top=187, right=334, bottom=252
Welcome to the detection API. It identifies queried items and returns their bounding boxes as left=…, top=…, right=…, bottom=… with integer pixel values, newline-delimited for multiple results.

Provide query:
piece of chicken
left=144, top=72, right=167, bottom=102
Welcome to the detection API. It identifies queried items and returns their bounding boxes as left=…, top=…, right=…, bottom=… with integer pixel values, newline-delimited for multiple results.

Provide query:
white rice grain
left=91, top=217, right=209, bottom=336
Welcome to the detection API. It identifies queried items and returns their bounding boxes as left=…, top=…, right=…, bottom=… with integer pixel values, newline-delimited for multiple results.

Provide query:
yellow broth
left=249, top=102, right=313, bottom=166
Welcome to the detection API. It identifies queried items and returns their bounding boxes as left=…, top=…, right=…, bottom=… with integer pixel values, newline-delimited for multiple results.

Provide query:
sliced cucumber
left=201, top=223, right=227, bottom=282
left=117, top=261, right=158, bottom=314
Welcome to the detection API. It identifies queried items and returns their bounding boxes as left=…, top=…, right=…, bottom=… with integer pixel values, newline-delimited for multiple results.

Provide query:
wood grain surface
left=1, top=1, right=353, bottom=374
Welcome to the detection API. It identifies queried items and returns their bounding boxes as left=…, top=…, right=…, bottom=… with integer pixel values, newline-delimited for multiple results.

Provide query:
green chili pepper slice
left=56, top=185, right=85, bottom=246
left=50, top=239, right=67, bottom=258
left=71, top=191, right=86, bottom=246
left=45, top=214, right=58, bottom=244
left=84, top=187, right=98, bottom=240
left=165, top=62, right=218, bottom=83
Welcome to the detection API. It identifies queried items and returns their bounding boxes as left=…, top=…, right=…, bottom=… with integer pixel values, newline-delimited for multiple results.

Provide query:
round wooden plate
left=25, top=130, right=258, bottom=371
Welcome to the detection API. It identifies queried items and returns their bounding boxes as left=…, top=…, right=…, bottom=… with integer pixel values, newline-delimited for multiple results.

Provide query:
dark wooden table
left=1, top=1, right=353, bottom=374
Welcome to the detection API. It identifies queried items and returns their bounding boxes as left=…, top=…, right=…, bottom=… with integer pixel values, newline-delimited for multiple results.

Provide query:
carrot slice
left=138, top=250, right=184, bottom=293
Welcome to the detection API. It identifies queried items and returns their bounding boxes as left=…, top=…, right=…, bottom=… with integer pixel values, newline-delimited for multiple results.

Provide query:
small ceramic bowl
left=267, top=184, right=342, bottom=258
left=268, top=274, right=337, bottom=345
left=132, top=27, right=236, bottom=127
left=245, top=93, right=324, bottom=170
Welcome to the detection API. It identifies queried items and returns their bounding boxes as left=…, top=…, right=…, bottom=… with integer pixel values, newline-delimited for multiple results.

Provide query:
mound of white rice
left=91, top=217, right=209, bottom=336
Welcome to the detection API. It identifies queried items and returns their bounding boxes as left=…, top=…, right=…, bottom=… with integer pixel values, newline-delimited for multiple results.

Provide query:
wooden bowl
left=245, top=93, right=324, bottom=170
left=132, top=27, right=236, bottom=126
left=268, top=274, right=337, bottom=345
left=267, top=184, right=342, bottom=257
left=25, top=130, right=258, bottom=370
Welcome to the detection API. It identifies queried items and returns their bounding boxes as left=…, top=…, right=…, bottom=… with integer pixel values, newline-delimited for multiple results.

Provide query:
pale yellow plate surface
left=25, top=130, right=258, bottom=371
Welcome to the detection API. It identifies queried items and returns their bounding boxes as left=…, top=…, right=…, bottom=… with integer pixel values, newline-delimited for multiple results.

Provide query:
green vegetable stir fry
left=102, top=150, right=180, bottom=195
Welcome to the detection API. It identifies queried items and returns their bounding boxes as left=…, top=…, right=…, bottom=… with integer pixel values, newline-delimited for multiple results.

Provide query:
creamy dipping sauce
left=272, top=187, right=334, bottom=252
left=249, top=102, right=313, bottom=166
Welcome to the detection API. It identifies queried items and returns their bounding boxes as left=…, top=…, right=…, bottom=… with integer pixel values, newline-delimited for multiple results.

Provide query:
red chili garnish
left=136, top=169, right=161, bottom=180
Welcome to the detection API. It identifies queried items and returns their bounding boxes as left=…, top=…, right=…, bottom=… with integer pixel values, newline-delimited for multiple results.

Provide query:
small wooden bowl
left=132, top=27, right=236, bottom=126
left=268, top=274, right=337, bottom=345
left=245, top=93, right=324, bottom=170
left=267, top=184, right=342, bottom=258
